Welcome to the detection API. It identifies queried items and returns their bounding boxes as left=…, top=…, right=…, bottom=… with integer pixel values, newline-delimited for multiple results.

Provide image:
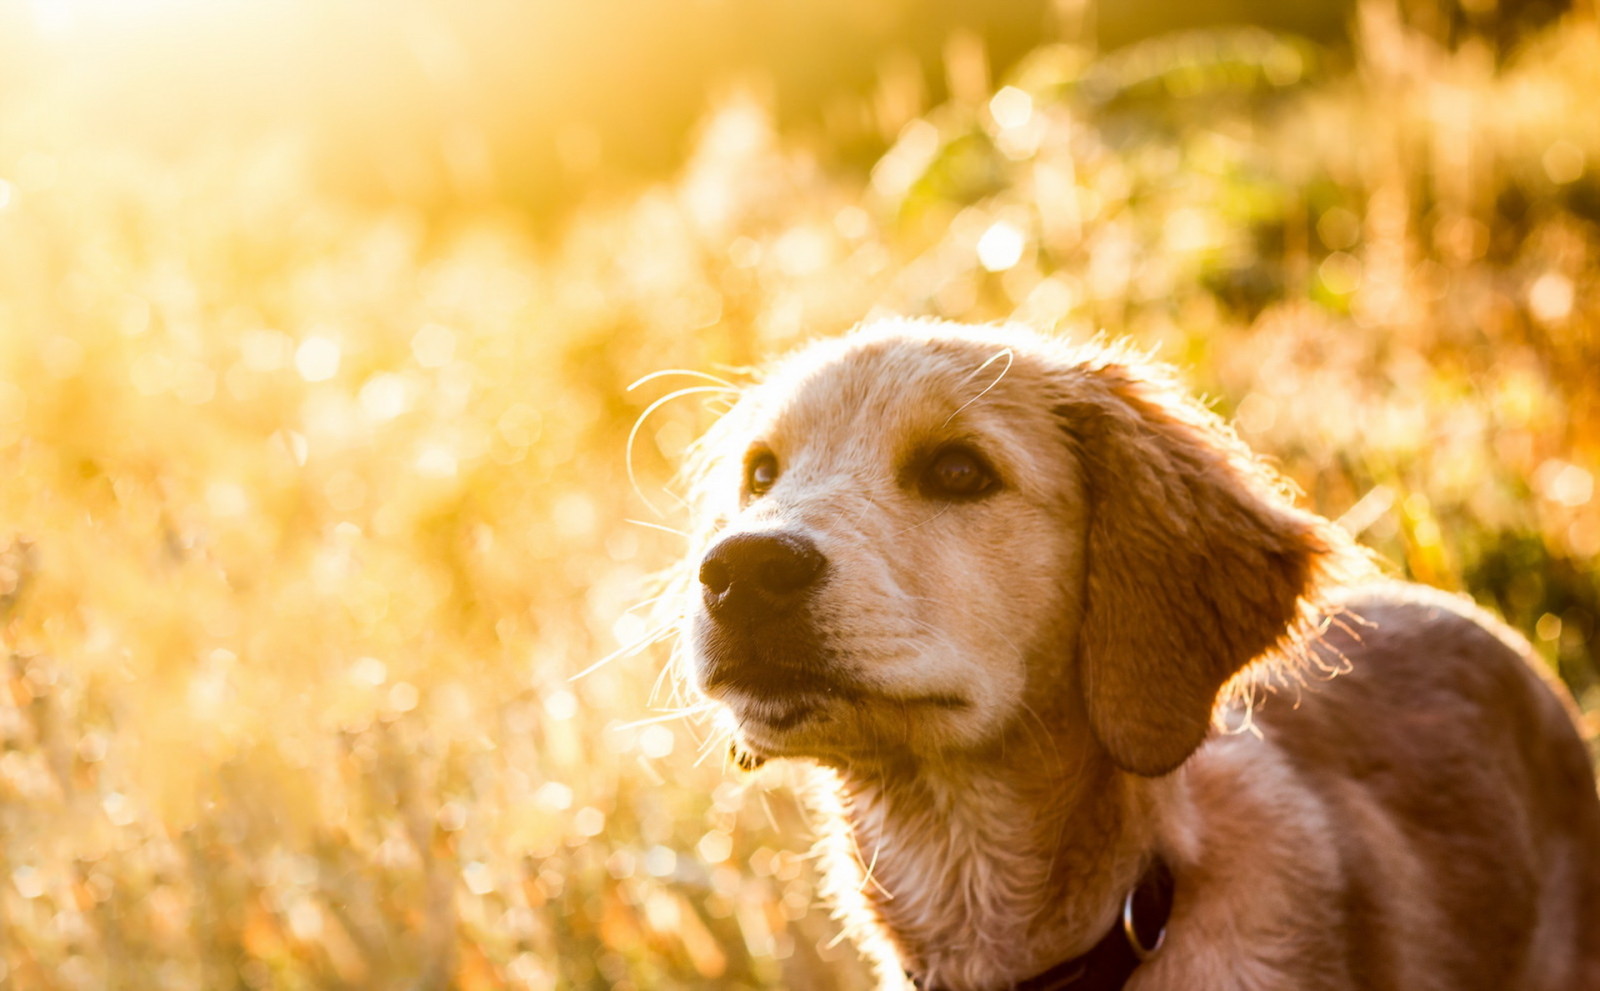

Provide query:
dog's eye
left=921, top=446, right=996, bottom=499
left=747, top=450, right=780, bottom=495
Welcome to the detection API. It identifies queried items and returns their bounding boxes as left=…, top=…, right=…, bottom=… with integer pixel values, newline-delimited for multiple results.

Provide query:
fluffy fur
left=671, top=319, right=1600, bottom=991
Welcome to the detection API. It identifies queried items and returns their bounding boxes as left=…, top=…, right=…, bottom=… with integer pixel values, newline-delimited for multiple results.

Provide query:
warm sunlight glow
left=0, top=1, right=1595, bottom=986
left=27, top=0, right=219, bottom=34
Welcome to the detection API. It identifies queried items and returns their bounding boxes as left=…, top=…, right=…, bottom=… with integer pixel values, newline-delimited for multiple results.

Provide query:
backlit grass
left=0, top=5, right=1596, bottom=989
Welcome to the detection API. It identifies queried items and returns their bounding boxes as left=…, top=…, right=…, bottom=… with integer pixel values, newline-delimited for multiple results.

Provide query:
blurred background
left=0, top=0, right=1596, bottom=987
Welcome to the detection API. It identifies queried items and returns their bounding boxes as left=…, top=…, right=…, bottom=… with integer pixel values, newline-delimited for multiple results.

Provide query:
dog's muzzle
left=694, top=530, right=839, bottom=703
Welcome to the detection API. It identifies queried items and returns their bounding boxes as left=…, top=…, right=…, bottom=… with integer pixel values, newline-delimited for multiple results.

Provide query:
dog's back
left=1257, top=584, right=1600, bottom=990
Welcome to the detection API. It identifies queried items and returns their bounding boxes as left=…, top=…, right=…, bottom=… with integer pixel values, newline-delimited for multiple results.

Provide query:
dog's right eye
left=747, top=450, right=779, bottom=495
left=920, top=445, right=998, bottom=500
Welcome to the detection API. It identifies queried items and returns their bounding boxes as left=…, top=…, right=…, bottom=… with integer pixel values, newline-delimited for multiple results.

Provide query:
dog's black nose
left=699, top=532, right=825, bottom=623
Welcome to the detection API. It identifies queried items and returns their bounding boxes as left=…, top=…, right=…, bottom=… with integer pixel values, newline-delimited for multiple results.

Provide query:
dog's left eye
left=747, top=450, right=780, bottom=495
left=921, top=446, right=997, bottom=499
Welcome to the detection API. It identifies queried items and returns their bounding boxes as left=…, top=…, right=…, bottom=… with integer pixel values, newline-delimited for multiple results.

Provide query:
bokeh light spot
left=102, top=792, right=136, bottom=826
left=439, top=802, right=468, bottom=832
left=695, top=830, right=732, bottom=864
left=638, top=725, right=675, bottom=759
left=1537, top=613, right=1564, bottom=641
left=988, top=86, right=1033, bottom=130
left=360, top=373, right=412, bottom=421
left=1542, top=140, right=1586, bottom=184
left=533, top=782, right=573, bottom=813
left=12, top=865, right=45, bottom=899
left=1317, top=207, right=1361, bottom=251
left=205, top=482, right=250, bottom=518
left=1528, top=272, right=1574, bottom=324
left=349, top=656, right=387, bottom=687
left=1535, top=459, right=1594, bottom=507
left=463, top=861, right=495, bottom=894
left=643, top=846, right=677, bottom=878
left=387, top=682, right=420, bottom=712
left=573, top=806, right=606, bottom=837
left=1318, top=252, right=1362, bottom=295
left=977, top=221, right=1026, bottom=272
left=295, top=336, right=342, bottom=383
left=414, top=445, right=459, bottom=479
left=543, top=690, right=578, bottom=721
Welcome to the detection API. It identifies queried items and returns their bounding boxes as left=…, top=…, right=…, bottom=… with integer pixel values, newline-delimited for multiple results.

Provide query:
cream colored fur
left=672, top=320, right=1600, bottom=991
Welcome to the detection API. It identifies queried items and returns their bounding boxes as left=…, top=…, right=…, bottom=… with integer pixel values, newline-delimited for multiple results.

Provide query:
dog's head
left=678, top=320, right=1337, bottom=776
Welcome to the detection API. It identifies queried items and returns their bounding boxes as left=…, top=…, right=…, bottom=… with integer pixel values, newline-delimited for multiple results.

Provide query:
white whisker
left=627, top=384, right=730, bottom=516
left=627, top=368, right=740, bottom=393
left=615, top=702, right=717, bottom=730
left=624, top=518, right=689, bottom=538
left=943, top=347, right=1013, bottom=426
left=569, top=622, right=676, bottom=682
left=621, top=592, right=672, bottom=616
left=893, top=503, right=954, bottom=536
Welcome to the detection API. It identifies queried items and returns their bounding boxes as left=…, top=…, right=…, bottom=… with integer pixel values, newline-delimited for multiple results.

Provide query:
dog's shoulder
left=1193, top=583, right=1600, bottom=988
left=1255, top=582, right=1579, bottom=763
left=1248, top=578, right=1600, bottom=861
left=1299, top=582, right=1580, bottom=729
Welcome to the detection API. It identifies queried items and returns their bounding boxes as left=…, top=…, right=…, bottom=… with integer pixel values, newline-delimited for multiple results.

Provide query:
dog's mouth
left=728, top=692, right=829, bottom=730
left=722, top=686, right=978, bottom=772
left=693, top=609, right=848, bottom=697
left=719, top=689, right=841, bottom=771
left=704, top=666, right=863, bottom=734
left=700, top=654, right=857, bottom=700
left=694, top=612, right=978, bottom=760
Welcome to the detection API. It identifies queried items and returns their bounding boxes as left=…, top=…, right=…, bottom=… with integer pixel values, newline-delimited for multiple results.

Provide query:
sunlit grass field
left=1, top=4, right=1598, bottom=989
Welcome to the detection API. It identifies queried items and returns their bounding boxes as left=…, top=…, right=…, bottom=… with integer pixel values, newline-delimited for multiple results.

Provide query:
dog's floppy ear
left=1057, top=362, right=1332, bottom=777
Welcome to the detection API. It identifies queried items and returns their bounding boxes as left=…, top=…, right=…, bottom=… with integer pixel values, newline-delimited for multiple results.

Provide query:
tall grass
left=0, top=5, right=1596, bottom=989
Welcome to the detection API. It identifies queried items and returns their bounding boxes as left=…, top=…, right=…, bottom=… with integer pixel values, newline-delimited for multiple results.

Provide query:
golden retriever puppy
left=674, top=319, right=1600, bottom=991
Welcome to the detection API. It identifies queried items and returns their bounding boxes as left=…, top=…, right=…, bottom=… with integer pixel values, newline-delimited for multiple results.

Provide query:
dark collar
left=908, top=858, right=1175, bottom=991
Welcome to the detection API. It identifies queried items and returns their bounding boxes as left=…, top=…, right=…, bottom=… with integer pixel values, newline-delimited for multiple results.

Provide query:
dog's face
left=688, top=328, right=1089, bottom=763
left=680, top=321, right=1332, bottom=775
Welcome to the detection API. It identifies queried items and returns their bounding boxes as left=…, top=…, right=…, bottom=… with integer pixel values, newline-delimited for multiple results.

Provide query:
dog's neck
left=820, top=736, right=1163, bottom=991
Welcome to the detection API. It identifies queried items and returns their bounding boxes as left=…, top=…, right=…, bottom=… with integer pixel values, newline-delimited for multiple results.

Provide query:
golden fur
left=672, top=319, right=1600, bottom=991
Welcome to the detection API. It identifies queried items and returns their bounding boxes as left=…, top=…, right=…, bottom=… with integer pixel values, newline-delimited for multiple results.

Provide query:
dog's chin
left=714, top=682, right=987, bottom=770
left=692, top=625, right=862, bottom=759
left=694, top=633, right=989, bottom=763
left=716, top=689, right=838, bottom=758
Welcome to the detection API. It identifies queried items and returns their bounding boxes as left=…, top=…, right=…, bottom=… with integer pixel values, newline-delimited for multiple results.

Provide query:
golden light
left=26, top=0, right=226, bottom=34
left=0, top=1, right=1595, bottom=987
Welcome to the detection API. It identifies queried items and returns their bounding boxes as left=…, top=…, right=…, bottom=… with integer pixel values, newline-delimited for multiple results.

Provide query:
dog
left=673, top=319, right=1600, bottom=991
